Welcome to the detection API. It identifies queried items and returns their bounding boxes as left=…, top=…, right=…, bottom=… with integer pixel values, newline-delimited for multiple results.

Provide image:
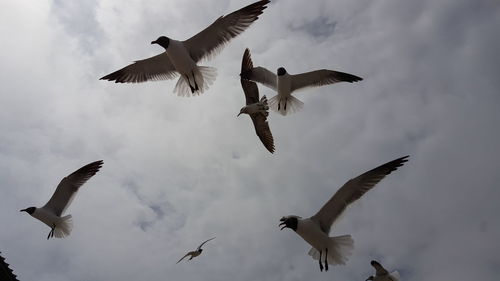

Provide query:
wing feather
left=43, top=160, right=103, bottom=216
left=290, top=69, right=362, bottom=92
left=311, top=156, right=409, bottom=233
left=250, top=113, right=275, bottom=153
left=100, top=52, right=177, bottom=83
left=241, top=49, right=275, bottom=153
left=184, top=0, right=270, bottom=63
left=241, top=66, right=277, bottom=91
left=197, top=237, right=216, bottom=250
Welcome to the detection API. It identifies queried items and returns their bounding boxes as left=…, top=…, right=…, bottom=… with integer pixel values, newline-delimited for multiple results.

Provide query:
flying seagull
left=237, top=48, right=275, bottom=153
left=279, top=156, right=409, bottom=271
left=366, top=260, right=400, bottom=281
left=240, top=56, right=362, bottom=115
left=176, top=237, right=216, bottom=264
left=20, top=160, right=103, bottom=239
left=100, top=0, right=270, bottom=97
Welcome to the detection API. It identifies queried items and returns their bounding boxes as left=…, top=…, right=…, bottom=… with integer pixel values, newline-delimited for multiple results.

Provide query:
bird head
left=198, top=249, right=203, bottom=253
left=20, top=207, right=36, bottom=215
left=151, top=36, right=170, bottom=49
left=277, top=67, right=287, bottom=76
left=279, top=216, right=300, bottom=231
left=370, top=260, right=382, bottom=268
left=237, top=107, right=248, bottom=117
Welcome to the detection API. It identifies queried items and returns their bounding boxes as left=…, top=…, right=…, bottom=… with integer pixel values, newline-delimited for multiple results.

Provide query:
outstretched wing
left=43, top=160, right=104, bottom=216
left=184, top=0, right=270, bottom=63
left=241, top=66, right=277, bottom=91
left=250, top=98, right=275, bottom=153
left=241, top=48, right=259, bottom=105
left=311, top=156, right=409, bottom=233
left=241, top=50, right=275, bottom=153
left=176, top=253, right=191, bottom=264
left=100, top=52, right=177, bottom=83
left=197, top=237, right=216, bottom=250
left=290, top=69, right=362, bottom=92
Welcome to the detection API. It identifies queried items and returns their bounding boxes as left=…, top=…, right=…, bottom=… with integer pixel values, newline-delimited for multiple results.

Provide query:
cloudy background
left=1, top=0, right=500, bottom=280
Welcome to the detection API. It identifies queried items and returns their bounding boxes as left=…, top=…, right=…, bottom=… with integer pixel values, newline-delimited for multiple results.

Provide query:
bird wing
left=241, top=66, right=277, bottom=91
left=290, top=69, right=363, bottom=92
left=183, top=0, right=270, bottom=63
left=241, top=48, right=260, bottom=105
left=43, top=160, right=103, bottom=216
left=100, top=52, right=177, bottom=83
left=372, top=261, right=389, bottom=276
left=197, top=237, right=216, bottom=250
left=240, top=49, right=275, bottom=153
left=176, top=252, right=192, bottom=264
left=250, top=109, right=275, bottom=153
left=311, top=156, right=409, bottom=233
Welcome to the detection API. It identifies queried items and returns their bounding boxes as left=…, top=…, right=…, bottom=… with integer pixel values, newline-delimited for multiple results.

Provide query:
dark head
left=237, top=107, right=248, bottom=117
left=279, top=216, right=299, bottom=231
left=151, top=36, right=170, bottom=49
left=371, top=260, right=381, bottom=268
left=199, top=249, right=203, bottom=253
left=20, top=207, right=36, bottom=215
left=277, top=67, right=287, bottom=76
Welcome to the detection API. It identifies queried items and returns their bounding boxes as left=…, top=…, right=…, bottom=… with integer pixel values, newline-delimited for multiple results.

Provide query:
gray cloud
left=1, top=0, right=499, bottom=281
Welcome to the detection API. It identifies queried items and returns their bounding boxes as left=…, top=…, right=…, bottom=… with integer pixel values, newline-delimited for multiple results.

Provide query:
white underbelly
left=296, top=219, right=329, bottom=251
left=166, top=40, right=196, bottom=75
left=32, top=208, right=60, bottom=228
left=277, top=76, right=291, bottom=99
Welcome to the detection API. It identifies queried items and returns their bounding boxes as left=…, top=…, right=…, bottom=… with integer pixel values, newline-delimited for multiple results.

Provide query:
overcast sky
left=1, top=0, right=500, bottom=280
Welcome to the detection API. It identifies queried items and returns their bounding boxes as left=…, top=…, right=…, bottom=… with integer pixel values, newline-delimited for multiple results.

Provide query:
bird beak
left=151, top=40, right=157, bottom=44
left=20, top=209, right=27, bottom=212
left=237, top=112, right=242, bottom=117
left=279, top=219, right=286, bottom=230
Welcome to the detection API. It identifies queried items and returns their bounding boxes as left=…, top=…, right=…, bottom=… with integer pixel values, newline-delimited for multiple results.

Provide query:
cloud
left=1, top=0, right=499, bottom=281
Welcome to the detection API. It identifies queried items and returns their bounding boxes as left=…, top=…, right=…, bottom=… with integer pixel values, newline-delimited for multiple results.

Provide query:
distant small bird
left=101, top=0, right=270, bottom=97
left=366, top=260, right=400, bottom=281
left=237, top=48, right=275, bottom=153
left=279, top=156, right=409, bottom=271
left=240, top=56, right=362, bottom=115
left=20, top=160, right=103, bottom=239
left=176, top=237, right=216, bottom=264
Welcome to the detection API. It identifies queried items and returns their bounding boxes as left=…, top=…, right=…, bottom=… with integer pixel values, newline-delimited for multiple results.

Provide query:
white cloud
left=1, top=0, right=499, bottom=281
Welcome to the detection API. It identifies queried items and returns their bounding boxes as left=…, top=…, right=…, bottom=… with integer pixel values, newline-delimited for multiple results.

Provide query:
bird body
left=241, top=61, right=363, bottom=115
left=101, top=0, right=270, bottom=97
left=176, top=237, right=216, bottom=264
left=280, top=156, right=409, bottom=271
left=20, top=160, right=103, bottom=239
left=238, top=48, right=275, bottom=153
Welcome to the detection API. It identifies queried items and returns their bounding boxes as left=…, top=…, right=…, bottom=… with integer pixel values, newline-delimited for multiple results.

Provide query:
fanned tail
left=268, top=95, right=303, bottom=116
left=54, top=215, right=73, bottom=238
left=173, top=66, right=217, bottom=97
left=307, top=235, right=354, bottom=265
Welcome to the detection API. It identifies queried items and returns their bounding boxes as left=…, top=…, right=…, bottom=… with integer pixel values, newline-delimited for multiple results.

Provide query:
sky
left=1, top=0, right=500, bottom=280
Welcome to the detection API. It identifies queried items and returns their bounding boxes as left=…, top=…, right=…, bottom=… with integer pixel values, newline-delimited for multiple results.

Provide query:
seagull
left=279, top=156, right=409, bottom=271
left=100, top=0, right=270, bottom=97
left=176, top=237, right=216, bottom=264
left=237, top=48, right=275, bottom=153
left=240, top=57, right=363, bottom=115
left=366, top=260, right=400, bottom=281
left=20, top=160, right=103, bottom=239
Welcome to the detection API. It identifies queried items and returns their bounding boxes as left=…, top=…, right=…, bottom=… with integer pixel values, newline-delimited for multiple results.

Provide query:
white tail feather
left=307, top=235, right=354, bottom=265
left=268, top=95, right=303, bottom=116
left=173, top=66, right=217, bottom=97
left=54, top=215, right=73, bottom=238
